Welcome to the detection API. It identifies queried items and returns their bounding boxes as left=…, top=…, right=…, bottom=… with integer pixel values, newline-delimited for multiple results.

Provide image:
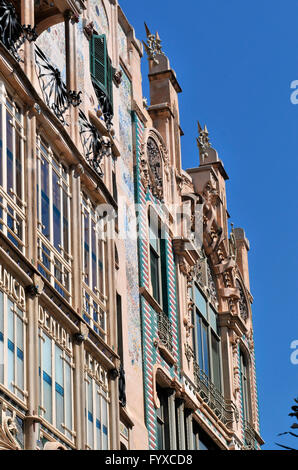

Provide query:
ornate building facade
left=0, top=0, right=263, bottom=451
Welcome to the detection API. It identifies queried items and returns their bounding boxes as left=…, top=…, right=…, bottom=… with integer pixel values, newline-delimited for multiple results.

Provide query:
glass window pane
left=202, top=323, right=209, bottom=377
left=211, top=334, right=221, bottom=391
left=43, top=378, right=52, bottom=423
left=102, top=398, right=108, bottom=450
left=96, top=385, right=101, bottom=450
left=87, top=380, right=94, bottom=448
left=196, top=313, right=203, bottom=371
left=209, top=306, right=218, bottom=334
left=150, top=248, right=160, bottom=303
left=43, top=335, right=52, bottom=376
left=195, top=286, right=207, bottom=318
left=52, top=172, right=61, bottom=250
left=65, top=360, right=72, bottom=433
left=55, top=346, right=63, bottom=386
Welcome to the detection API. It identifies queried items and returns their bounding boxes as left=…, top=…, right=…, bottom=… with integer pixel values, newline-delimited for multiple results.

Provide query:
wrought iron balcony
left=157, top=311, right=173, bottom=354
left=243, top=419, right=256, bottom=450
left=0, top=1, right=38, bottom=62
left=78, top=110, right=112, bottom=177
left=193, top=361, right=235, bottom=426
left=35, top=44, right=81, bottom=126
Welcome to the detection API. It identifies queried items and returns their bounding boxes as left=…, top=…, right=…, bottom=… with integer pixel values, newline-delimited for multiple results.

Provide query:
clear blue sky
left=120, top=0, right=298, bottom=450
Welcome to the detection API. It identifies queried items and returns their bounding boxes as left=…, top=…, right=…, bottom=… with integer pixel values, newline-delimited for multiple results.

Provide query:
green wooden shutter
left=90, top=34, right=107, bottom=93
left=106, top=57, right=114, bottom=107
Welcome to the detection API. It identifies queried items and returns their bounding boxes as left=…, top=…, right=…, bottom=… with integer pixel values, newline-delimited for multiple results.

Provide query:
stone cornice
left=148, top=69, right=182, bottom=93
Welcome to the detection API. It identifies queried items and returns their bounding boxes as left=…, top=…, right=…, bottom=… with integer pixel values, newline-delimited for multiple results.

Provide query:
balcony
left=157, top=311, right=173, bottom=354
left=193, top=361, right=235, bottom=427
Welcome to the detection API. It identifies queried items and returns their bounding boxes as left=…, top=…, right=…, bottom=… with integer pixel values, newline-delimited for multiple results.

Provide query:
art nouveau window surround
left=36, top=136, right=72, bottom=302
left=84, top=352, right=110, bottom=450
left=38, top=322, right=75, bottom=443
left=0, top=81, right=26, bottom=252
left=81, top=193, right=107, bottom=340
left=0, top=288, right=27, bottom=404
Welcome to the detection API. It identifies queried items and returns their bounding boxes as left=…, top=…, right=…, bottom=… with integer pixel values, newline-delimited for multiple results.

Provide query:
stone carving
left=0, top=402, right=21, bottom=450
left=113, top=69, right=122, bottom=86
left=197, top=122, right=211, bottom=162
left=140, top=130, right=168, bottom=200
left=206, top=261, right=218, bottom=307
left=236, top=280, right=248, bottom=322
left=143, top=22, right=165, bottom=64
left=147, top=137, right=163, bottom=200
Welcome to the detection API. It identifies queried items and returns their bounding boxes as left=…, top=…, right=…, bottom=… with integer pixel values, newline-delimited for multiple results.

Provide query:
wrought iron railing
left=243, top=419, right=256, bottom=450
left=157, top=311, right=173, bottom=354
left=193, top=361, right=235, bottom=426
left=0, top=1, right=37, bottom=62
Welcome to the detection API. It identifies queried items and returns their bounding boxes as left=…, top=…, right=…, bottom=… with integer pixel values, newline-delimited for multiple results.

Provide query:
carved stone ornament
left=0, top=401, right=21, bottom=450
left=140, top=130, right=168, bottom=201
left=197, top=122, right=211, bottom=162
left=142, top=22, right=165, bottom=64
left=236, top=280, right=249, bottom=322
left=206, top=261, right=218, bottom=307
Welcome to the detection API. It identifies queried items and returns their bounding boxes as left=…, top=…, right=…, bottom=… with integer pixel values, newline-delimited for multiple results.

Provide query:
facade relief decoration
left=0, top=401, right=22, bottom=450
left=197, top=121, right=211, bottom=163
left=236, top=279, right=249, bottom=322
left=140, top=129, right=169, bottom=201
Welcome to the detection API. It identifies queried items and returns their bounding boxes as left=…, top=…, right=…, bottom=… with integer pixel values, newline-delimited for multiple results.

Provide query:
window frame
left=84, top=354, right=110, bottom=450
left=36, top=135, right=72, bottom=302
left=192, top=283, right=223, bottom=392
left=38, top=325, right=75, bottom=443
left=240, top=349, right=252, bottom=423
left=0, top=81, right=26, bottom=252
left=148, top=209, right=168, bottom=314
left=0, top=287, right=27, bottom=404
left=81, top=192, right=107, bottom=340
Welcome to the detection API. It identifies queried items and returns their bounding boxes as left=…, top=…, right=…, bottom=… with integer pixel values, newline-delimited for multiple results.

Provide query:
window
left=0, top=288, right=26, bottom=402
left=156, top=385, right=170, bottom=450
left=149, top=211, right=168, bottom=313
left=81, top=193, right=107, bottom=339
left=192, top=284, right=222, bottom=392
left=36, top=137, right=71, bottom=301
left=192, top=420, right=219, bottom=450
left=240, top=350, right=251, bottom=422
left=38, top=326, right=74, bottom=442
left=0, top=85, right=25, bottom=251
left=90, top=34, right=113, bottom=113
left=85, top=356, right=110, bottom=450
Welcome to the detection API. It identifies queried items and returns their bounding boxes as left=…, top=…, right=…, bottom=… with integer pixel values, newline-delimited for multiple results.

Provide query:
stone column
left=185, top=409, right=193, bottom=450
left=21, top=0, right=35, bottom=81
left=167, top=389, right=177, bottom=450
left=176, top=398, right=186, bottom=450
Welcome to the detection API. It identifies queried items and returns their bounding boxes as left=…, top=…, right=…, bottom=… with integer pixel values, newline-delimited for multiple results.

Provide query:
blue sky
left=120, top=0, right=298, bottom=450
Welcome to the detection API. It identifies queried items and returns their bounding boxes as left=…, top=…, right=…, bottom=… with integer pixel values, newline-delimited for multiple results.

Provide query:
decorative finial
left=196, top=121, right=211, bottom=162
left=142, top=22, right=164, bottom=64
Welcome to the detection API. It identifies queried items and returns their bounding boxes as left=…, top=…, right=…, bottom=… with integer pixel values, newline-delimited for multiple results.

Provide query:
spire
left=142, top=22, right=165, bottom=64
left=196, top=121, right=211, bottom=162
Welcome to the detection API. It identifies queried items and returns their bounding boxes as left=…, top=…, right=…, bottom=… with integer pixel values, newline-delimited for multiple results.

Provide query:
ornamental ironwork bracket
left=0, top=1, right=38, bottom=62
left=92, top=81, right=114, bottom=131
left=35, top=44, right=82, bottom=125
left=78, top=109, right=112, bottom=177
